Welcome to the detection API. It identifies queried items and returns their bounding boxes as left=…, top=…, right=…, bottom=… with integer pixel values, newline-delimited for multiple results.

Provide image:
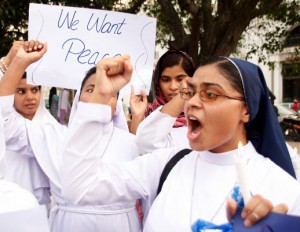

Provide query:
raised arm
left=159, top=91, right=185, bottom=117
left=89, top=55, right=132, bottom=105
left=0, top=41, right=25, bottom=75
left=0, top=40, right=47, bottom=96
left=135, top=78, right=190, bottom=153
left=129, top=85, right=148, bottom=134
left=61, top=56, right=167, bottom=203
left=159, top=77, right=189, bottom=117
left=0, top=41, right=47, bottom=154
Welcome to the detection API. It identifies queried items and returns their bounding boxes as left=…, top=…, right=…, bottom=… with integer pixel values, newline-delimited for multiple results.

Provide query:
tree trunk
left=158, top=0, right=285, bottom=65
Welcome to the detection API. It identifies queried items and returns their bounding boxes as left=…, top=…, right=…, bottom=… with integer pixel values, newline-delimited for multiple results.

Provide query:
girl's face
left=184, top=64, right=249, bottom=153
left=80, top=74, right=117, bottom=116
left=158, top=65, right=189, bottom=102
left=14, top=78, right=41, bottom=120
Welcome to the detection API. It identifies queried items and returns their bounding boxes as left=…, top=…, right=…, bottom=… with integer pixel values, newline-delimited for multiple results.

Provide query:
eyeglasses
left=179, top=88, right=245, bottom=102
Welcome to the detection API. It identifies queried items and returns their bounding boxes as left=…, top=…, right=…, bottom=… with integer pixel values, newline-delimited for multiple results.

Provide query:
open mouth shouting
left=187, top=115, right=202, bottom=142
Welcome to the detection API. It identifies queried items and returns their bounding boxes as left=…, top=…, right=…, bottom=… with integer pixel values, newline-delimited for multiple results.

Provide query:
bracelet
left=0, top=57, right=8, bottom=72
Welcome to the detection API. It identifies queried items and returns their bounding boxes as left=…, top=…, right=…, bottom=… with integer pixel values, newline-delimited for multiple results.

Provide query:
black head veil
left=227, top=57, right=296, bottom=178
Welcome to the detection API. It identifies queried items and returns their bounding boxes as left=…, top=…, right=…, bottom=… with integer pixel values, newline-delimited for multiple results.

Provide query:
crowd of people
left=0, top=40, right=300, bottom=232
left=48, top=87, right=73, bottom=125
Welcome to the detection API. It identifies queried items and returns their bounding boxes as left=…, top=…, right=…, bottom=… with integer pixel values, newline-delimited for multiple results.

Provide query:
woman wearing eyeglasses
left=62, top=56, right=300, bottom=231
left=130, top=50, right=195, bottom=154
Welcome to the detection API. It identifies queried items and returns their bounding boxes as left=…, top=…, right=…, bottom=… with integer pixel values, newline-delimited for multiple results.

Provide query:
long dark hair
left=145, top=50, right=195, bottom=127
left=152, top=50, right=195, bottom=96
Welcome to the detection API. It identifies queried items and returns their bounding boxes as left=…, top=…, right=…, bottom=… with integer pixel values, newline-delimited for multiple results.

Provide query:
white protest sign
left=27, top=3, right=156, bottom=94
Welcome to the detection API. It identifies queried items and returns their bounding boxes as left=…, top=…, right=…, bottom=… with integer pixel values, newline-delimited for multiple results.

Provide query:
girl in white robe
left=0, top=95, right=50, bottom=232
left=3, top=77, right=54, bottom=207
left=0, top=42, right=54, bottom=207
left=61, top=56, right=300, bottom=231
left=0, top=100, right=39, bottom=213
left=130, top=50, right=195, bottom=153
left=48, top=66, right=141, bottom=232
left=0, top=42, right=141, bottom=232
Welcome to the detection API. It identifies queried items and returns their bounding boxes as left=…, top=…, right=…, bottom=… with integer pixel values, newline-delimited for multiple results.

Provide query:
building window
left=282, top=26, right=300, bottom=102
left=284, top=26, right=300, bottom=47
left=282, top=62, right=300, bottom=78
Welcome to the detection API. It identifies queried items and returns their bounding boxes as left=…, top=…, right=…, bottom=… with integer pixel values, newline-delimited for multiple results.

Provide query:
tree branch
left=178, top=0, right=198, bottom=16
left=122, top=0, right=147, bottom=14
left=158, top=0, right=188, bottom=50
left=252, top=0, right=285, bottom=17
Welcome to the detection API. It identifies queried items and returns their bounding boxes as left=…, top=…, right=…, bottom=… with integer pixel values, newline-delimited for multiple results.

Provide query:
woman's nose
left=25, top=92, right=34, bottom=100
left=169, top=80, right=179, bottom=90
left=185, top=92, right=202, bottom=108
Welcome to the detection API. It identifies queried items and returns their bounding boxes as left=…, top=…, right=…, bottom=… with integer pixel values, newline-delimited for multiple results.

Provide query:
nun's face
left=14, top=78, right=41, bottom=120
left=80, top=74, right=117, bottom=116
left=184, top=64, right=249, bottom=153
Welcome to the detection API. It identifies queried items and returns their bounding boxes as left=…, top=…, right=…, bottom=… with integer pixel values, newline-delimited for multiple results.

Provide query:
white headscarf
left=6, top=87, right=60, bottom=200
left=24, top=87, right=66, bottom=188
left=69, top=90, right=129, bottom=132
left=33, top=88, right=60, bottom=125
left=11, top=85, right=59, bottom=125
left=1, top=82, right=55, bottom=180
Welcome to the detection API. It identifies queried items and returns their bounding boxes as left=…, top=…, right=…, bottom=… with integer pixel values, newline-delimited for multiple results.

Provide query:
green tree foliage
left=143, top=0, right=300, bottom=65
left=0, top=0, right=299, bottom=66
left=241, top=0, right=300, bottom=67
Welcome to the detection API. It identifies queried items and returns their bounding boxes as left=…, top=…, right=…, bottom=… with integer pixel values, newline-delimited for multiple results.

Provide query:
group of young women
left=0, top=40, right=300, bottom=232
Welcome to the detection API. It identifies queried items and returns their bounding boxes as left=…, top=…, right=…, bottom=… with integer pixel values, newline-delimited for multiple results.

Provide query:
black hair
left=152, top=50, right=195, bottom=97
left=200, top=57, right=244, bottom=97
left=155, top=51, right=195, bottom=84
left=20, top=72, right=41, bottom=90
left=79, top=66, right=119, bottom=98
left=80, top=66, right=96, bottom=94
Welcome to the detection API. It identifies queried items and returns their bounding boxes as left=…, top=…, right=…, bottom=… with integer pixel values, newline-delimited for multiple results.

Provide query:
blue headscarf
left=227, top=58, right=296, bottom=178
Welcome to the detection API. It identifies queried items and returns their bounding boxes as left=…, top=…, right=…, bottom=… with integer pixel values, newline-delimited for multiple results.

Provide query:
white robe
left=1, top=94, right=141, bottom=232
left=53, top=102, right=141, bottom=232
left=61, top=103, right=300, bottom=232
left=1, top=94, right=54, bottom=206
left=0, top=180, right=39, bottom=213
left=0, top=98, right=38, bottom=212
left=135, top=106, right=190, bottom=154
left=0, top=103, right=49, bottom=231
